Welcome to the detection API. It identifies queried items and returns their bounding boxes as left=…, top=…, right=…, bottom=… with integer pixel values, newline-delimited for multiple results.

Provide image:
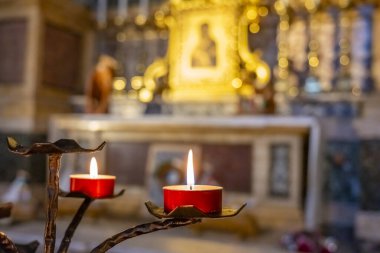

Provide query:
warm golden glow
left=165, top=16, right=175, bottom=27
left=305, top=0, right=317, bottom=12
left=113, top=77, right=126, bottom=91
left=288, top=86, right=299, bottom=97
left=139, top=88, right=153, bottom=103
left=274, top=1, right=286, bottom=15
left=339, top=0, right=350, bottom=8
left=155, top=11, right=165, bottom=21
left=232, top=78, right=243, bottom=89
left=246, top=8, right=258, bottom=20
left=249, top=23, right=260, bottom=33
left=275, top=80, right=288, bottom=92
left=278, top=69, right=289, bottom=79
left=258, top=7, right=268, bottom=17
left=256, top=64, right=270, bottom=87
left=278, top=58, right=288, bottom=68
left=131, top=76, right=144, bottom=90
left=279, top=21, right=289, bottom=31
left=240, top=85, right=255, bottom=97
left=135, top=14, right=147, bottom=25
left=309, top=56, right=319, bottom=67
left=340, top=55, right=350, bottom=66
left=90, top=157, right=98, bottom=178
left=187, top=149, right=195, bottom=189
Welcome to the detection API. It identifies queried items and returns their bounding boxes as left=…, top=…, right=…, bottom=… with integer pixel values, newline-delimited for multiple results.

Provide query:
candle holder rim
left=145, top=201, right=246, bottom=219
left=163, top=185, right=223, bottom=191
left=59, top=189, right=125, bottom=199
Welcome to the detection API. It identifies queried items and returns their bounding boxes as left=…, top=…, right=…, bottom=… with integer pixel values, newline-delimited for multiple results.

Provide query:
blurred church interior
left=0, top=0, right=380, bottom=252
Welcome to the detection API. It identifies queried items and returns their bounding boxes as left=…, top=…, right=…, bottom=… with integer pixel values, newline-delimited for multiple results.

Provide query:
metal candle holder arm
left=57, top=190, right=125, bottom=253
left=90, top=218, right=201, bottom=253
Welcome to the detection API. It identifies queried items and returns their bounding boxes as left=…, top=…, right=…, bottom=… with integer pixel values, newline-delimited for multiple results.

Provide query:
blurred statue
left=85, top=55, right=118, bottom=113
left=1, top=170, right=35, bottom=223
left=2, top=170, right=31, bottom=204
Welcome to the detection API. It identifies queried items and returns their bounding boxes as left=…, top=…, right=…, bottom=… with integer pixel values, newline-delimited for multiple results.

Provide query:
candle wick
left=190, top=185, right=193, bottom=190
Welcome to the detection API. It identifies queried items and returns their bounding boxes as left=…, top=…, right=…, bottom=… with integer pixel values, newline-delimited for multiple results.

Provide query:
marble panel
left=0, top=18, right=26, bottom=84
left=325, top=140, right=360, bottom=203
left=106, top=142, right=149, bottom=186
left=360, top=140, right=380, bottom=211
left=43, top=23, right=82, bottom=91
left=201, top=144, right=252, bottom=193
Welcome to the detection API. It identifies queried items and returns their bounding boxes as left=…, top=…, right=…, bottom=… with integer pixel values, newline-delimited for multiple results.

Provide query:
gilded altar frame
left=167, top=2, right=239, bottom=102
left=145, top=0, right=270, bottom=103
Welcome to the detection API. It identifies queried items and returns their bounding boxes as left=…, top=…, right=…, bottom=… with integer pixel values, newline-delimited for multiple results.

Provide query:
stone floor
left=1, top=217, right=287, bottom=253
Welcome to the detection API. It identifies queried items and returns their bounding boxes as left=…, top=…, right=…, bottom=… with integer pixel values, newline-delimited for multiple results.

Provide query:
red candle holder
left=163, top=185, right=222, bottom=214
left=70, top=175, right=115, bottom=198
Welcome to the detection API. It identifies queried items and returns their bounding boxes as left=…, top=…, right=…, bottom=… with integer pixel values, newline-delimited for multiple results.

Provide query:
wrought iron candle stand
left=2, top=137, right=245, bottom=253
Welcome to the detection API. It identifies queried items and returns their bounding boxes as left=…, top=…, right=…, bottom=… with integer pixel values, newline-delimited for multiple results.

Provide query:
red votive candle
left=163, top=149, right=223, bottom=214
left=163, top=185, right=222, bottom=213
left=70, top=157, right=115, bottom=198
left=70, top=174, right=115, bottom=198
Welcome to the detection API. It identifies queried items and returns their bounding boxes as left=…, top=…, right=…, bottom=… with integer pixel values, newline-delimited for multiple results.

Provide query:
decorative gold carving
left=144, top=58, right=168, bottom=91
left=238, top=5, right=271, bottom=89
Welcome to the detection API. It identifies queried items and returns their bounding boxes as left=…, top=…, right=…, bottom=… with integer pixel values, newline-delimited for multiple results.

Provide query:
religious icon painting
left=167, top=1, right=239, bottom=103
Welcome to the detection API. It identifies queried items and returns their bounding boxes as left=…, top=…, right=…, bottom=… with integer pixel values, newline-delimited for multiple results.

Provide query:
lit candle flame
left=187, top=149, right=194, bottom=190
left=90, top=157, right=98, bottom=178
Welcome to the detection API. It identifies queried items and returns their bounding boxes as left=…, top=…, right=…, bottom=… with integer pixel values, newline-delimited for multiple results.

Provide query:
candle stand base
left=0, top=203, right=40, bottom=253
left=145, top=201, right=247, bottom=219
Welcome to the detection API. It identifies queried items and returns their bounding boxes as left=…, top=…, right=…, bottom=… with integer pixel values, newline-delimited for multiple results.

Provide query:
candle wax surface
left=70, top=174, right=115, bottom=179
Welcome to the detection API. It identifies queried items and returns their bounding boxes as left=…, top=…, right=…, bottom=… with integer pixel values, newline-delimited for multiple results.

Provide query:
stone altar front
left=49, top=115, right=322, bottom=231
